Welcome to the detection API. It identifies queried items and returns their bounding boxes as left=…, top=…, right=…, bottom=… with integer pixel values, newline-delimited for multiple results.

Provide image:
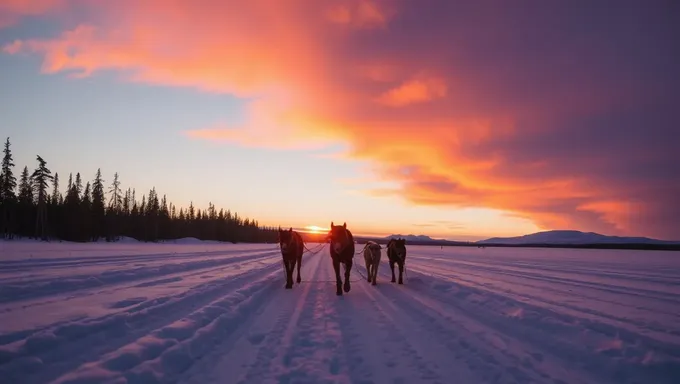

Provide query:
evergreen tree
left=19, top=166, right=33, bottom=204
left=81, top=182, right=92, bottom=241
left=0, top=138, right=17, bottom=238
left=63, top=172, right=81, bottom=241
left=74, top=173, right=83, bottom=199
left=31, top=155, right=53, bottom=240
left=91, top=169, right=106, bottom=240
left=108, top=172, right=122, bottom=211
left=50, top=172, right=62, bottom=239
left=107, top=173, right=123, bottom=241
left=0, top=138, right=17, bottom=202
left=17, top=166, right=34, bottom=237
left=51, top=173, right=61, bottom=203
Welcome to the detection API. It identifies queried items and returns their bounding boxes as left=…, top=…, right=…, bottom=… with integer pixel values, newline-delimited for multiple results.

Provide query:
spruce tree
left=82, top=182, right=92, bottom=241
left=64, top=173, right=81, bottom=241
left=91, top=169, right=105, bottom=240
left=19, top=166, right=33, bottom=204
left=50, top=172, right=62, bottom=239
left=17, top=166, right=33, bottom=237
left=51, top=173, right=60, bottom=203
left=31, top=155, right=53, bottom=240
left=74, top=173, right=82, bottom=198
left=0, top=138, right=17, bottom=238
left=107, top=173, right=122, bottom=241
left=0, top=138, right=17, bottom=201
left=108, top=172, right=122, bottom=211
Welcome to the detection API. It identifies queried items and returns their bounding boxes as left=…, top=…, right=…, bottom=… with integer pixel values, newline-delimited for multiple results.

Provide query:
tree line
left=0, top=138, right=279, bottom=243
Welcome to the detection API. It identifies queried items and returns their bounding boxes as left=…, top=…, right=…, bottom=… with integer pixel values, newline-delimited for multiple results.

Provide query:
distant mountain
left=384, top=234, right=438, bottom=242
left=477, top=230, right=679, bottom=245
left=351, top=233, right=469, bottom=246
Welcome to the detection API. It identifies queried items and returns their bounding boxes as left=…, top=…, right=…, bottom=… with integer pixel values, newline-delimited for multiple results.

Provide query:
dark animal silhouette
left=327, top=221, right=355, bottom=295
left=278, top=227, right=303, bottom=289
left=363, top=241, right=382, bottom=286
left=386, top=237, right=407, bottom=284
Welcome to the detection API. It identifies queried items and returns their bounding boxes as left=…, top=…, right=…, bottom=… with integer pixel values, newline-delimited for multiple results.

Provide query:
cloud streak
left=4, top=0, right=679, bottom=239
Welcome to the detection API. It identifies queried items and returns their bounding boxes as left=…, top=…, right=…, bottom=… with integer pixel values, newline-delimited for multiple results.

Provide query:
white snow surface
left=1, top=241, right=679, bottom=384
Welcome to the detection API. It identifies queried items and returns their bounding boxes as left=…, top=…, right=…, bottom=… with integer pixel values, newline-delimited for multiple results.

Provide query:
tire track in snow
left=340, top=264, right=452, bottom=384
left=0, top=256, right=282, bottom=384
left=179, top=249, right=322, bottom=384
left=365, top=263, right=560, bottom=384
left=0, top=249, right=282, bottom=303
left=49, top=268, right=281, bottom=384
left=274, top=252, right=366, bottom=384
left=408, top=263, right=680, bottom=343
left=235, top=250, right=328, bottom=384
left=400, top=268, right=680, bottom=384
left=1, top=254, right=278, bottom=320
left=378, top=278, right=576, bottom=384
left=0, top=246, right=277, bottom=272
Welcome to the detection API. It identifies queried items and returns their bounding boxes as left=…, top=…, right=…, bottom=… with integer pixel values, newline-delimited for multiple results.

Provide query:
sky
left=1, top=0, right=678, bottom=241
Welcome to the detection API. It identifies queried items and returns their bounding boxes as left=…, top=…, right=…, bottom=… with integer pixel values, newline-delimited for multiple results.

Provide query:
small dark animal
left=386, top=237, right=407, bottom=284
left=278, top=227, right=303, bottom=289
left=363, top=241, right=382, bottom=286
left=327, top=221, right=355, bottom=295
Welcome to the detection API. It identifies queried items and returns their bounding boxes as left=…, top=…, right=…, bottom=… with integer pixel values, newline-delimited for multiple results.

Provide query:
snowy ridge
left=478, top=230, right=679, bottom=245
left=384, top=234, right=438, bottom=242
left=1, top=243, right=679, bottom=383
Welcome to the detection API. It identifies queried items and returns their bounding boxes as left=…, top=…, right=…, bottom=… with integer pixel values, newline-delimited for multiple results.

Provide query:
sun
left=304, top=225, right=328, bottom=234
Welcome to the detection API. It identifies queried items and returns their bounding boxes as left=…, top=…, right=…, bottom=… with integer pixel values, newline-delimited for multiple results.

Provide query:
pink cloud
left=376, top=76, right=448, bottom=107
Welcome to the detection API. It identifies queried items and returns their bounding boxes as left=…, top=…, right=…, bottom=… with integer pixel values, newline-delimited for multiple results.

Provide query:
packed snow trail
left=0, top=241, right=679, bottom=383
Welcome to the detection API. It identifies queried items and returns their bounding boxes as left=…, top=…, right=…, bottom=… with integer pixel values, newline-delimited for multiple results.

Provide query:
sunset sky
left=1, top=0, right=678, bottom=241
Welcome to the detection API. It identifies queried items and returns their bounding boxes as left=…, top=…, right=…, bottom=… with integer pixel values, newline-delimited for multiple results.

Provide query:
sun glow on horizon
left=304, top=225, right=329, bottom=234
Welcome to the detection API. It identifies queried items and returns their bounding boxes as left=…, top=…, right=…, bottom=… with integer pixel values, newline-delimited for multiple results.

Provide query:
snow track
left=1, top=242, right=679, bottom=383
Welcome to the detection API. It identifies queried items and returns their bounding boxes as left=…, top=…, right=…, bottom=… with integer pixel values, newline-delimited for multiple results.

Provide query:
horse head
left=390, top=237, right=407, bottom=260
left=328, top=221, right=352, bottom=254
left=278, top=226, right=296, bottom=253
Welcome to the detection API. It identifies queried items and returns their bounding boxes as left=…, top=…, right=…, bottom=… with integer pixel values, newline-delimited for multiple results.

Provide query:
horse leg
left=390, top=260, right=396, bottom=283
left=333, top=258, right=342, bottom=295
left=372, top=258, right=379, bottom=286
left=282, top=260, right=288, bottom=288
left=291, top=258, right=298, bottom=287
left=296, top=253, right=302, bottom=283
left=343, top=259, right=352, bottom=293
left=364, top=256, right=371, bottom=282
left=284, top=260, right=293, bottom=289
left=398, top=261, right=404, bottom=285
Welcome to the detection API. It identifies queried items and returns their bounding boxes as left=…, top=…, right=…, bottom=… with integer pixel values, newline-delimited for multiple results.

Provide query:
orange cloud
left=4, top=0, right=678, bottom=239
left=326, top=0, right=391, bottom=29
left=376, top=76, right=448, bottom=107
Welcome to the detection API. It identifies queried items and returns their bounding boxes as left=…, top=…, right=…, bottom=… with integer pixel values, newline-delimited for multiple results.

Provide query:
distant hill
left=477, top=230, right=679, bottom=245
left=384, top=234, right=438, bottom=242
left=308, top=229, right=680, bottom=250
left=353, top=234, right=469, bottom=246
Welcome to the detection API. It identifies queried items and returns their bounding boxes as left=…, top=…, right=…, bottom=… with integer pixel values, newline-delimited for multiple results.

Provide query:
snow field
left=0, top=241, right=679, bottom=383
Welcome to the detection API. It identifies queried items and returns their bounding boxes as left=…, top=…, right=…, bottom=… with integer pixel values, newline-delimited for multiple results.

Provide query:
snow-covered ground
left=1, top=241, right=679, bottom=384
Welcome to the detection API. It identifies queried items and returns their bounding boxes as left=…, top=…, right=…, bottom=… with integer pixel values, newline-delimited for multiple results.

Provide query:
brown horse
left=327, top=222, right=355, bottom=295
left=363, top=241, right=382, bottom=286
left=278, top=227, right=303, bottom=289
left=386, top=237, right=407, bottom=284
